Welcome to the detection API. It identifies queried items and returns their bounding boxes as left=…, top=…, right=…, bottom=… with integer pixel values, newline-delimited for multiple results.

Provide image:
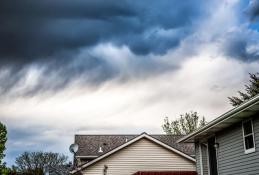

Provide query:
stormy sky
left=1, top=0, right=259, bottom=165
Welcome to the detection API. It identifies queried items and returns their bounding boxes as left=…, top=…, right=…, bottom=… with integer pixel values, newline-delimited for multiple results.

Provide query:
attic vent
left=98, top=146, right=103, bottom=153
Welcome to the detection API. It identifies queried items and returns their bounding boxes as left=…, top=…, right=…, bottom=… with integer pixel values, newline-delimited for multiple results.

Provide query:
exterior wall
left=82, top=138, right=196, bottom=175
left=195, top=143, right=208, bottom=175
left=200, top=144, right=208, bottom=175
left=195, top=143, right=201, bottom=175
left=216, top=115, right=259, bottom=175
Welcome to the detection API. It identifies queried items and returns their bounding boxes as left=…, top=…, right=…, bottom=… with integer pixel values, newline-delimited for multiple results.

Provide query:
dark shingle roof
left=75, top=134, right=194, bottom=157
left=46, top=164, right=72, bottom=175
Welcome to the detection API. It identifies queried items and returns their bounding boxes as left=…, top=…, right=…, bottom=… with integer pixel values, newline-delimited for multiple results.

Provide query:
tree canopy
left=0, top=121, right=7, bottom=169
left=14, top=151, right=68, bottom=175
left=162, top=111, right=206, bottom=135
left=228, top=73, right=259, bottom=107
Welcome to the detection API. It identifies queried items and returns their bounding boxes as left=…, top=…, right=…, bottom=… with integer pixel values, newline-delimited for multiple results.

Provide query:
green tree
left=162, top=111, right=206, bottom=135
left=228, top=73, right=259, bottom=106
left=14, top=151, right=68, bottom=175
left=0, top=166, right=13, bottom=175
left=0, top=121, right=7, bottom=170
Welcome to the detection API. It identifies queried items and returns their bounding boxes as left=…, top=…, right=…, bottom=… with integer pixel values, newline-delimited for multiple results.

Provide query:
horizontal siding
left=217, top=115, right=259, bottom=175
left=201, top=144, right=208, bottom=175
left=196, top=143, right=208, bottom=175
left=82, top=138, right=195, bottom=175
left=195, top=143, right=201, bottom=175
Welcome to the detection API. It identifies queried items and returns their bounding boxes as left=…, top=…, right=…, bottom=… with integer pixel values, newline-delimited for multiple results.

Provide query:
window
left=242, top=120, right=255, bottom=154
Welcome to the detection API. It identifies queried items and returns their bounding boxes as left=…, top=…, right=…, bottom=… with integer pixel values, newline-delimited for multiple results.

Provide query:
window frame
left=242, top=119, right=256, bottom=154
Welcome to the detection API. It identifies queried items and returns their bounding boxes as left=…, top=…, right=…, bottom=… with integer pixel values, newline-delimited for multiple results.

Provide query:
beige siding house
left=71, top=133, right=196, bottom=175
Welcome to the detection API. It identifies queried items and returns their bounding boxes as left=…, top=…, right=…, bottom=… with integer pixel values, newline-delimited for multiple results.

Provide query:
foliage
left=228, top=73, right=259, bottom=106
left=0, top=166, right=15, bottom=175
left=162, top=111, right=206, bottom=135
left=0, top=121, right=7, bottom=170
left=14, top=151, right=68, bottom=175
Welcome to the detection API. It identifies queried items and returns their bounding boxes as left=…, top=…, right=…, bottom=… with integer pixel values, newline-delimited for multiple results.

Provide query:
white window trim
left=242, top=119, right=256, bottom=154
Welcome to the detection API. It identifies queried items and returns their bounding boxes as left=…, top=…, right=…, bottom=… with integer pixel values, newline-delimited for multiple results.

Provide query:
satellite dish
left=69, top=143, right=79, bottom=154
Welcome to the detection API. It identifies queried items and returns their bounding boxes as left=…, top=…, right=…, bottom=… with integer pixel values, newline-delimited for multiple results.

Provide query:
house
left=71, top=133, right=197, bottom=175
left=178, top=95, right=259, bottom=175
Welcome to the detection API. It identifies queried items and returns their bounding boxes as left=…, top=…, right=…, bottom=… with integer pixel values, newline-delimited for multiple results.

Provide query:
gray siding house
left=178, top=95, right=259, bottom=175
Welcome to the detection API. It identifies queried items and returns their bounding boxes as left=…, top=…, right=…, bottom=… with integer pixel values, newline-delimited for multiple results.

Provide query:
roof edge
left=178, top=94, right=259, bottom=143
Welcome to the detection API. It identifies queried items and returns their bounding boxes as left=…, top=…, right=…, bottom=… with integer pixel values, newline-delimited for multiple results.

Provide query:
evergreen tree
left=228, top=73, right=259, bottom=106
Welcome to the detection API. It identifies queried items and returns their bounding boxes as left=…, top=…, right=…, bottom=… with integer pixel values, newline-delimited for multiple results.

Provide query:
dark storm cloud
left=220, top=0, right=259, bottom=62
left=247, top=0, right=259, bottom=21
left=0, top=0, right=209, bottom=94
left=223, top=35, right=259, bottom=61
left=0, top=0, right=205, bottom=62
left=0, top=0, right=134, bottom=64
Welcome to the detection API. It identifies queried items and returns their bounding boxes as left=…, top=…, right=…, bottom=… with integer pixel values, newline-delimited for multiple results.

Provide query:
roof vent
left=125, top=138, right=128, bottom=142
left=98, top=146, right=103, bottom=153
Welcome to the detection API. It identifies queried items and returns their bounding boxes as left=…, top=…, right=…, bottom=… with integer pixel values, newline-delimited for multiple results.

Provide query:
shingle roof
left=75, top=134, right=194, bottom=157
left=45, top=164, right=72, bottom=175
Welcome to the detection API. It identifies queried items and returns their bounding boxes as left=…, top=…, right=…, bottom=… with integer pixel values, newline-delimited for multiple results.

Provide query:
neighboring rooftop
left=71, top=133, right=196, bottom=174
left=45, top=164, right=72, bottom=175
left=75, top=134, right=195, bottom=157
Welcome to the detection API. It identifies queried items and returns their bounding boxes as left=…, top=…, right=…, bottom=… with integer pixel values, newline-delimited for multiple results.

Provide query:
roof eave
left=178, top=95, right=259, bottom=143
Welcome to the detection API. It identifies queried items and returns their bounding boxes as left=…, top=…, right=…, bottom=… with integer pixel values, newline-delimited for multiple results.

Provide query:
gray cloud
left=0, top=0, right=209, bottom=95
left=247, top=0, right=259, bottom=21
left=0, top=0, right=259, bottom=96
left=5, top=125, right=70, bottom=165
left=0, top=0, right=205, bottom=63
left=221, top=28, right=259, bottom=61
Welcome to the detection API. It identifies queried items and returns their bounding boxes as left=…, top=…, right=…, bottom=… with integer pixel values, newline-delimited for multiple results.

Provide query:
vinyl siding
left=82, top=138, right=196, bottom=175
left=195, top=143, right=201, bottom=175
left=195, top=143, right=208, bottom=175
left=201, top=144, right=208, bottom=175
left=216, top=115, right=259, bottom=175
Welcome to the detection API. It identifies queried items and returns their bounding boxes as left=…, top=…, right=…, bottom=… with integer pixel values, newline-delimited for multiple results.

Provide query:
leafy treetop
left=162, top=111, right=206, bottom=135
left=0, top=122, right=7, bottom=168
left=14, top=151, right=68, bottom=175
